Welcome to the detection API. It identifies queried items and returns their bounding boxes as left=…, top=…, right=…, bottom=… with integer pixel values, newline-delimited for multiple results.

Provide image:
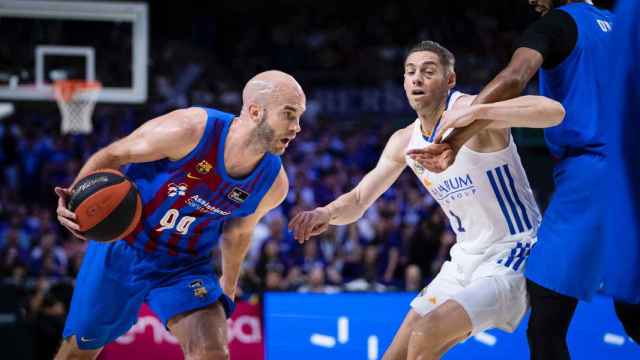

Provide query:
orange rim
left=54, top=80, right=102, bottom=102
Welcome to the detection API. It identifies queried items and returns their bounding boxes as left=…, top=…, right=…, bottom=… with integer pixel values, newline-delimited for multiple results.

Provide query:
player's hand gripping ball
left=67, top=169, right=142, bottom=242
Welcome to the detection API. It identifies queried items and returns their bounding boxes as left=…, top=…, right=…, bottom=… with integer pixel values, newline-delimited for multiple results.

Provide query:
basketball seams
left=114, top=191, right=142, bottom=240
left=85, top=187, right=140, bottom=241
left=73, top=180, right=132, bottom=231
left=68, top=169, right=126, bottom=211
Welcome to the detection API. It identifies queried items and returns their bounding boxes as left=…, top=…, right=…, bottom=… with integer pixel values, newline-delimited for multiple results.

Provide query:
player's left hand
left=406, top=143, right=456, bottom=173
left=288, top=207, right=330, bottom=243
left=434, top=106, right=478, bottom=144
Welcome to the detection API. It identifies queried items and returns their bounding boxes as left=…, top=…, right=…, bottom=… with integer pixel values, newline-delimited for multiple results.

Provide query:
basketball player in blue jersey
left=600, top=0, right=640, bottom=343
left=411, top=1, right=640, bottom=359
left=52, top=70, right=306, bottom=359
left=290, top=40, right=565, bottom=360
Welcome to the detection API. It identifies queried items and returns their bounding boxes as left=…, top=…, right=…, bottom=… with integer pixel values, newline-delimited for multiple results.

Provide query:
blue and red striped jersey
left=121, top=108, right=282, bottom=257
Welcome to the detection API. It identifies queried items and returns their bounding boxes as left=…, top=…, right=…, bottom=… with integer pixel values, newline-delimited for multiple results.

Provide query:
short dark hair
left=405, top=40, right=455, bottom=74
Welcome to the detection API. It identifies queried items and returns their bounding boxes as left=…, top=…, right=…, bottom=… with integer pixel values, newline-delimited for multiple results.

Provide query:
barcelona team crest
left=228, top=187, right=250, bottom=204
left=189, top=280, right=208, bottom=298
left=196, top=160, right=212, bottom=175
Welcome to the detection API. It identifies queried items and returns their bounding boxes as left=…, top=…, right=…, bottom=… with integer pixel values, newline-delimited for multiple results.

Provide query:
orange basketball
left=67, top=169, right=142, bottom=242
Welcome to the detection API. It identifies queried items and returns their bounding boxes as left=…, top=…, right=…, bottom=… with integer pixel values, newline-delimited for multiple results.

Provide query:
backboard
left=0, top=0, right=148, bottom=103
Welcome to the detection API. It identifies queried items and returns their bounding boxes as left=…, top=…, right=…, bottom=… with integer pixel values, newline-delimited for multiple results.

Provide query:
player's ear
left=247, top=103, right=263, bottom=124
left=447, top=70, right=456, bottom=90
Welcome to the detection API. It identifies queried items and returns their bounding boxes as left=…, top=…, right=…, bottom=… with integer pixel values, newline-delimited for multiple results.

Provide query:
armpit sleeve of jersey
left=515, top=9, right=578, bottom=70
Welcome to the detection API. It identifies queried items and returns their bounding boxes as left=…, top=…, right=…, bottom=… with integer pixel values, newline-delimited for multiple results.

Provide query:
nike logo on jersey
left=186, top=172, right=202, bottom=180
left=80, top=336, right=96, bottom=342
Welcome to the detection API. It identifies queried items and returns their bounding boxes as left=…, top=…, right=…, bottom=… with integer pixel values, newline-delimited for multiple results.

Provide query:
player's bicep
left=107, top=108, right=205, bottom=164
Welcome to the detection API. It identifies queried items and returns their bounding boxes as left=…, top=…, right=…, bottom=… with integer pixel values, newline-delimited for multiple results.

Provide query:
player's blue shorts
left=63, top=240, right=235, bottom=350
left=525, top=153, right=607, bottom=301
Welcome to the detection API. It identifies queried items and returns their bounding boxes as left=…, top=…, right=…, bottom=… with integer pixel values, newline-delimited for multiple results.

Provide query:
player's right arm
left=288, top=127, right=409, bottom=243
left=55, top=107, right=208, bottom=238
left=73, top=107, right=207, bottom=183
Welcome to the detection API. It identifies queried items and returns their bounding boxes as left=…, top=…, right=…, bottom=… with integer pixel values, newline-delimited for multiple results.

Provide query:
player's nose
left=291, top=118, right=301, bottom=133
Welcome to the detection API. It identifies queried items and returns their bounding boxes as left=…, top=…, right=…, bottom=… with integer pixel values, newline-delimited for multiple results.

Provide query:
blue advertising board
left=264, top=292, right=639, bottom=359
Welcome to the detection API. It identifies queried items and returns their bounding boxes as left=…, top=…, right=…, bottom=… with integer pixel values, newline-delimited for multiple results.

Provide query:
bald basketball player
left=54, top=70, right=305, bottom=360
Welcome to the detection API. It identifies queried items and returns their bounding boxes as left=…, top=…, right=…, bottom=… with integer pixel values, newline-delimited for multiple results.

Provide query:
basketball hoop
left=54, top=80, right=101, bottom=134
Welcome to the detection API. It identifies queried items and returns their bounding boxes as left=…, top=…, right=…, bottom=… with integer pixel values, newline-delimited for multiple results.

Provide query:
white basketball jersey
left=405, top=91, right=541, bottom=254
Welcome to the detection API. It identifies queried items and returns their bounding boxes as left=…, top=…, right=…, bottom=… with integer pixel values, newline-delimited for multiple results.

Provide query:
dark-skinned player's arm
left=220, top=167, right=288, bottom=300
left=416, top=48, right=543, bottom=173
left=407, top=91, right=565, bottom=171
left=426, top=9, right=577, bottom=172
left=434, top=48, right=542, bottom=146
left=55, top=107, right=207, bottom=239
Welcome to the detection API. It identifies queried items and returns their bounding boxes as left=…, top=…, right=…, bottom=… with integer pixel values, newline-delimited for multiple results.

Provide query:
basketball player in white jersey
left=289, top=40, right=565, bottom=360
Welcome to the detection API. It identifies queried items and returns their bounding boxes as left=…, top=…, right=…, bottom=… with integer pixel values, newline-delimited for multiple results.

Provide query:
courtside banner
left=264, top=293, right=639, bottom=359
left=98, top=301, right=264, bottom=360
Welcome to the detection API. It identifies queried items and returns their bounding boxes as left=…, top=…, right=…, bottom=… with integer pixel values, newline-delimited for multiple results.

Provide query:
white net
left=54, top=80, right=101, bottom=134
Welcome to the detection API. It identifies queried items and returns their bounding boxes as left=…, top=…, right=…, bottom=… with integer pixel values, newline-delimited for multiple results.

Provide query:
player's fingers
left=292, top=212, right=311, bottom=237
left=54, top=186, right=72, bottom=201
left=410, top=153, right=437, bottom=167
left=70, top=229, right=87, bottom=240
left=58, top=216, right=81, bottom=231
left=293, top=213, right=310, bottom=243
left=408, top=145, right=448, bottom=156
left=57, top=206, right=76, bottom=220
left=57, top=192, right=68, bottom=209
left=310, top=223, right=329, bottom=236
left=434, top=124, right=451, bottom=143
left=406, top=148, right=433, bottom=156
left=305, top=214, right=324, bottom=241
left=288, top=213, right=303, bottom=230
left=414, top=155, right=441, bottom=172
left=301, top=215, right=315, bottom=242
left=429, top=143, right=451, bottom=153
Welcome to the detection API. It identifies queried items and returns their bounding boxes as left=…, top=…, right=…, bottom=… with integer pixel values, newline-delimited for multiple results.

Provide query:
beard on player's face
left=254, top=110, right=287, bottom=155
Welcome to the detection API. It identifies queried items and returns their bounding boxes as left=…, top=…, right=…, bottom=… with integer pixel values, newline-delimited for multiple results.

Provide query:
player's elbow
left=552, top=102, right=565, bottom=126
left=495, top=70, right=528, bottom=98
left=99, top=142, right=130, bottom=168
left=544, top=99, right=565, bottom=127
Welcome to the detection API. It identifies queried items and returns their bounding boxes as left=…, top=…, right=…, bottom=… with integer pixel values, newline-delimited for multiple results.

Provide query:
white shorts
left=410, top=240, right=532, bottom=335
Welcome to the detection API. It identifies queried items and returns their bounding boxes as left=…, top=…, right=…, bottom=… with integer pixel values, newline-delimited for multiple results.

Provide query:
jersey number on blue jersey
left=156, top=209, right=196, bottom=235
